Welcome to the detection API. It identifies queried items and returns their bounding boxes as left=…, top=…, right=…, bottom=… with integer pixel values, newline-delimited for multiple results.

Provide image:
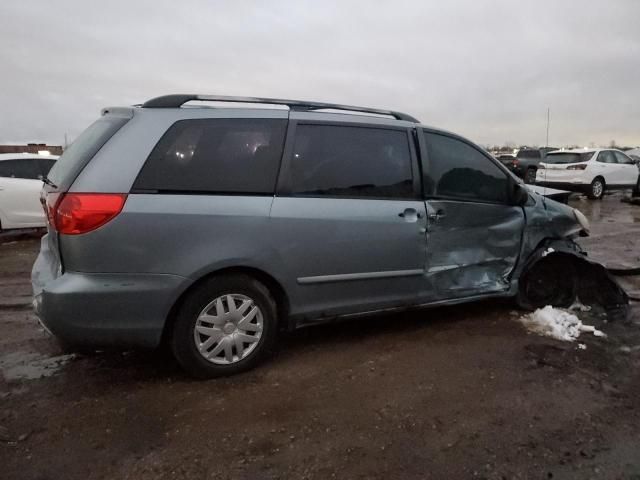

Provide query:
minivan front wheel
left=171, top=274, right=278, bottom=378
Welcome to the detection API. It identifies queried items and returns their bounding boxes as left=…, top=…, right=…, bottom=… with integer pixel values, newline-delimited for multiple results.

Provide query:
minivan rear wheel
left=171, top=274, right=278, bottom=378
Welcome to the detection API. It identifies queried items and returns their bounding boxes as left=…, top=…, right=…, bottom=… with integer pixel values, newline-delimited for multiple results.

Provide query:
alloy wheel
left=592, top=179, right=603, bottom=198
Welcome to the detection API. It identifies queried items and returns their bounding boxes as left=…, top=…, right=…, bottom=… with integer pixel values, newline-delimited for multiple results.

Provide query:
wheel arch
left=516, top=237, right=628, bottom=315
left=161, top=266, right=291, bottom=347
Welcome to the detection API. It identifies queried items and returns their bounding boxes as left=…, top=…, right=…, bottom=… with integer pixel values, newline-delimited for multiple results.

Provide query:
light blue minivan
left=32, top=95, right=623, bottom=377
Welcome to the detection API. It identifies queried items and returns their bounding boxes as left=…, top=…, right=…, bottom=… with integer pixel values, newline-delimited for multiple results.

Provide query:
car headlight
left=573, top=208, right=590, bottom=234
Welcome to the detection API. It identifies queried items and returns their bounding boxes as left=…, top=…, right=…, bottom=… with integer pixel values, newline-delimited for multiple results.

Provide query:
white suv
left=536, top=148, right=640, bottom=199
left=0, top=153, right=58, bottom=229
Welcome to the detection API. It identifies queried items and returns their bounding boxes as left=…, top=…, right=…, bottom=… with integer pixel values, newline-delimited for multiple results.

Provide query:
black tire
left=171, top=274, right=278, bottom=378
left=518, top=256, right=577, bottom=310
left=525, top=168, right=537, bottom=184
left=587, top=177, right=605, bottom=200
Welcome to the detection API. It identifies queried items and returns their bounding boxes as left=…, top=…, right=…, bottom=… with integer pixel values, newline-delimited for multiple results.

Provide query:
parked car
left=33, top=95, right=596, bottom=378
left=0, top=153, right=58, bottom=230
left=509, top=147, right=557, bottom=184
left=536, top=148, right=640, bottom=199
left=495, top=153, right=515, bottom=167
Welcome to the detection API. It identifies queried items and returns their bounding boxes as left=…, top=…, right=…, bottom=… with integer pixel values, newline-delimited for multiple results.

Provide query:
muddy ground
left=1, top=194, right=640, bottom=480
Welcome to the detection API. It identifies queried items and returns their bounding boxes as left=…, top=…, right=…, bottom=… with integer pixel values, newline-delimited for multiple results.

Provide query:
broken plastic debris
left=569, top=299, right=592, bottom=312
left=519, top=305, right=606, bottom=342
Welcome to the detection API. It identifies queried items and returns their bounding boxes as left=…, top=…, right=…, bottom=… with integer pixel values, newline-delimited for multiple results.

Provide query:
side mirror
left=512, top=183, right=529, bottom=206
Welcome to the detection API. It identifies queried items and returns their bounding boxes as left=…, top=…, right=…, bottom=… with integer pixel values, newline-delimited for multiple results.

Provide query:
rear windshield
left=47, top=115, right=129, bottom=189
left=516, top=150, right=540, bottom=159
left=544, top=152, right=594, bottom=164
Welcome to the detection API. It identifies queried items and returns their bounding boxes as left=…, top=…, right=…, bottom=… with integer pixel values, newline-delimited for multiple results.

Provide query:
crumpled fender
left=517, top=238, right=629, bottom=320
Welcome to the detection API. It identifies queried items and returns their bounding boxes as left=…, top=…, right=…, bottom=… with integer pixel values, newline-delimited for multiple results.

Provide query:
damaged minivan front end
left=515, top=188, right=628, bottom=318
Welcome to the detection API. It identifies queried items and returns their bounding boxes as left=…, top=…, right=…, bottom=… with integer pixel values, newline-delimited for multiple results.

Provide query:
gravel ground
left=1, top=194, right=640, bottom=480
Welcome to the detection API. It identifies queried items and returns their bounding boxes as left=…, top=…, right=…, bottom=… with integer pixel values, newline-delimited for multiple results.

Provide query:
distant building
left=0, top=143, right=63, bottom=155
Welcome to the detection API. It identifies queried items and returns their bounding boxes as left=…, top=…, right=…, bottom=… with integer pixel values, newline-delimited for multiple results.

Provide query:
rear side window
left=597, top=151, right=617, bottom=164
left=134, top=118, right=287, bottom=194
left=288, top=124, right=415, bottom=199
left=47, top=115, right=129, bottom=189
left=0, top=158, right=42, bottom=179
left=424, top=132, right=509, bottom=203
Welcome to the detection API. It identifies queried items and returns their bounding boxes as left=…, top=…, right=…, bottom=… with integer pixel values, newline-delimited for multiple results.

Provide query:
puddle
left=0, top=351, right=76, bottom=381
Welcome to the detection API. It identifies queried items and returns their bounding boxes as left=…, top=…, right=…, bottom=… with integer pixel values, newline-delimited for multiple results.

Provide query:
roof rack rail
left=141, top=94, right=419, bottom=123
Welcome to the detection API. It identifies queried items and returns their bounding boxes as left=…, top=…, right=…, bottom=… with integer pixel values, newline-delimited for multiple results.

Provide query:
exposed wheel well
left=160, top=267, right=290, bottom=347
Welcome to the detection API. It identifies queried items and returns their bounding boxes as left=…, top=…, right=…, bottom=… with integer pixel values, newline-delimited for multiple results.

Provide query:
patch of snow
left=519, top=305, right=606, bottom=342
left=578, top=344, right=587, bottom=350
left=542, top=247, right=555, bottom=257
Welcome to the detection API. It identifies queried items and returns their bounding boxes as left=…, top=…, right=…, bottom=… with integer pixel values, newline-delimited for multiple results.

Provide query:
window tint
left=134, top=118, right=287, bottom=194
left=614, top=151, right=634, bottom=165
left=544, top=152, right=594, bottom=164
left=289, top=125, right=414, bottom=199
left=597, top=151, right=617, bottom=164
left=516, top=149, right=541, bottom=159
left=48, top=115, right=129, bottom=189
left=424, top=132, right=509, bottom=203
left=0, top=158, right=42, bottom=179
left=39, top=158, right=57, bottom=175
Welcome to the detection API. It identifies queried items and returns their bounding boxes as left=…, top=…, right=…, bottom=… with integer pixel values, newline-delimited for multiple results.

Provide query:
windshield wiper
left=42, top=176, right=58, bottom=189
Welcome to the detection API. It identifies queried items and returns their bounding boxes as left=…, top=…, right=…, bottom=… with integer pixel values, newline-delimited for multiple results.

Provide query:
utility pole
left=64, top=133, right=68, bottom=150
left=545, top=108, right=550, bottom=147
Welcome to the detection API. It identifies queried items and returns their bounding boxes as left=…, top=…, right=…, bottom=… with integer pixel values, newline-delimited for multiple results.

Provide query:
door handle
left=398, top=208, right=422, bottom=220
left=428, top=210, right=446, bottom=222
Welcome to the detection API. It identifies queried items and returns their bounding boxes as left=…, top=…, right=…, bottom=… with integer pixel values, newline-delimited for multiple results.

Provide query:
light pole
left=545, top=108, right=550, bottom=148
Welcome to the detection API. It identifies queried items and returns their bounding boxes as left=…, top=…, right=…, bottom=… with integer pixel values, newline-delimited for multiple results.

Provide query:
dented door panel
left=423, top=200, right=525, bottom=299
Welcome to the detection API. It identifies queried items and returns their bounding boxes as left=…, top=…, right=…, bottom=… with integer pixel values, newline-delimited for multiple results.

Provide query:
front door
left=271, top=120, right=427, bottom=316
left=594, top=150, right=621, bottom=185
left=419, top=131, right=525, bottom=300
left=613, top=151, right=639, bottom=187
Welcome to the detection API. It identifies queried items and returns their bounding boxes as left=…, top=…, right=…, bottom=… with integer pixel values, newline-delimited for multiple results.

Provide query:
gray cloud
left=1, top=0, right=639, bottom=147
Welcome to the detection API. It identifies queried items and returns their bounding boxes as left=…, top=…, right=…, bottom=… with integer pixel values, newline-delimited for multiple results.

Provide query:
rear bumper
left=32, top=250, right=188, bottom=348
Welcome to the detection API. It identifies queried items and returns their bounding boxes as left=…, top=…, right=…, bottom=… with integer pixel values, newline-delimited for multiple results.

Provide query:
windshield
left=544, top=152, right=594, bottom=164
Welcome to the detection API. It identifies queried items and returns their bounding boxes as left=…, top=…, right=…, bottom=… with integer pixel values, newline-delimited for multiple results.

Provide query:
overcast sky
left=1, top=0, right=639, bottom=147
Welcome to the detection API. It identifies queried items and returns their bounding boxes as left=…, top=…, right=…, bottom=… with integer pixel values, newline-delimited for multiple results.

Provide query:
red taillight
left=43, top=192, right=61, bottom=226
left=567, top=164, right=587, bottom=170
left=50, top=193, right=127, bottom=235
